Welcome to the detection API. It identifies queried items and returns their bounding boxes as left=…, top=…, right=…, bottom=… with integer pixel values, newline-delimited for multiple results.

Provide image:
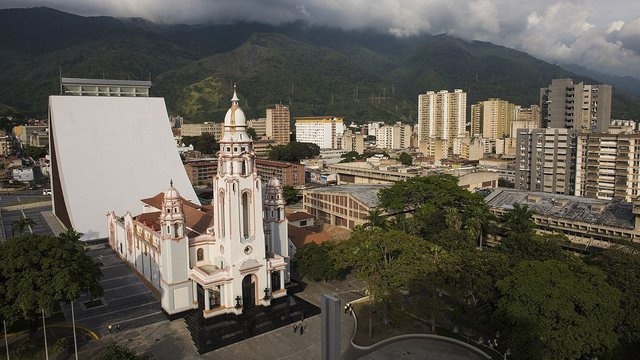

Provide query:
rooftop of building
left=255, top=159, right=301, bottom=168
left=138, top=192, right=213, bottom=237
left=287, top=224, right=330, bottom=249
left=61, top=77, right=152, bottom=87
left=286, top=211, right=315, bottom=222
left=484, top=188, right=636, bottom=230
left=304, top=184, right=387, bottom=208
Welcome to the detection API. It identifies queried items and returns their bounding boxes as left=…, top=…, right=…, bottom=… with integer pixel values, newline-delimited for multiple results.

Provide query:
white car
left=43, top=189, right=52, bottom=195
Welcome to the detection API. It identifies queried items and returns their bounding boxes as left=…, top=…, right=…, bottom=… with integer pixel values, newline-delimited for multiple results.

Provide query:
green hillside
left=1, top=7, right=639, bottom=123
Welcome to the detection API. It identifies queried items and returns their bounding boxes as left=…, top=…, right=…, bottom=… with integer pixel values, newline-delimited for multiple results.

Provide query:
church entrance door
left=242, top=274, right=256, bottom=310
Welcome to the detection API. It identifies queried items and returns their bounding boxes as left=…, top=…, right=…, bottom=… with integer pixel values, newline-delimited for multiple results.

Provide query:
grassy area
left=2, top=337, right=68, bottom=360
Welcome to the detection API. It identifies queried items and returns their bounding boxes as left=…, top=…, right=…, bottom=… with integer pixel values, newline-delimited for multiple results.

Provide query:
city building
left=367, top=122, right=385, bottom=137
left=247, top=118, right=267, bottom=138
left=540, top=79, right=612, bottom=132
left=107, top=89, right=289, bottom=319
left=13, top=124, right=47, bottom=144
left=470, top=98, right=518, bottom=139
left=255, top=159, right=305, bottom=187
left=575, top=133, right=640, bottom=202
left=516, top=105, right=541, bottom=127
left=486, top=188, right=640, bottom=250
left=49, top=95, right=197, bottom=240
left=286, top=211, right=315, bottom=228
left=341, top=129, right=365, bottom=154
left=375, top=122, right=412, bottom=150
left=0, top=132, right=12, bottom=156
left=266, top=104, right=290, bottom=145
left=515, top=128, right=578, bottom=195
left=252, top=139, right=277, bottom=159
left=295, top=116, right=345, bottom=149
left=417, top=89, right=467, bottom=147
left=61, top=77, right=151, bottom=97
left=181, top=122, right=224, bottom=140
left=302, top=185, right=387, bottom=229
left=184, top=159, right=218, bottom=186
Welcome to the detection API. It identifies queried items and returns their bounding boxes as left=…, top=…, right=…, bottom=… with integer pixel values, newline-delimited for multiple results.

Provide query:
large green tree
left=182, top=133, right=219, bottom=155
left=282, top=185, right=299, bottom=205
left=398, top=152, right=412, bottom=166
left=496, top=260, right=621, bottom=359
left=587, top=247, right=640, bottom=349
left=0, top=233, right=103, bottom=335
left=268, top=141, right=320, bottom=163
left=292, top=242, right=345, bottom=282
left=336, top=228, right=433, bottom=328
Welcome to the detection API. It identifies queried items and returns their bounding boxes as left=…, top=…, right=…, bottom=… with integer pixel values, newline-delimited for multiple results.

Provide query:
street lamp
left=235, top=296, right=242, bottom=308
left=3, top=318, right=9, bottom=360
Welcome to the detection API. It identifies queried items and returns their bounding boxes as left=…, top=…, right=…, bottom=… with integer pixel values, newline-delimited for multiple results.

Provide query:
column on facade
left=204, top=288, right=210, bottom=310
left=218, top=285, right=224, bottom=308
left=280, top=269, right=285, bottom=290
left=192, top=282, right=198, bottom=306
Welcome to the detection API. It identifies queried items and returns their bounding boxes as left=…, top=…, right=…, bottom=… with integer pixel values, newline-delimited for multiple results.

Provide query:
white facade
left=107, top=90, right=289, bottom=317
left=49, top=96, right=198, bottom=240
left=295, top=117, right=345, bottom=149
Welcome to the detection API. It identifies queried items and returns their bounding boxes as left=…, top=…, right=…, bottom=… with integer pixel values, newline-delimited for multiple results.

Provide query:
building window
left=197, top=248, right=204, bottom=261
left=242, top=192, right=250, bottom=238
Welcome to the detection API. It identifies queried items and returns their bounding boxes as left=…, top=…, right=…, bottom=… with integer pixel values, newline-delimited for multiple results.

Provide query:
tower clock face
left=244, top=245, right=253, bottom=255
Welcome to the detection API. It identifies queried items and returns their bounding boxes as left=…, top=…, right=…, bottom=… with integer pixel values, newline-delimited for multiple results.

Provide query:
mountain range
left=1, top=7, right=640, bottom=123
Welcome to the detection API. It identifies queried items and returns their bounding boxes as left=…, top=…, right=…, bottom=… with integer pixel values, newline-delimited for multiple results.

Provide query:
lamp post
left=71, top=300, right=78, bottom=360
left=42, top=308, right=49, bottom=360
left=3, top=319, right=9, bottom=360
left=235, top=296, right=242, bottom=309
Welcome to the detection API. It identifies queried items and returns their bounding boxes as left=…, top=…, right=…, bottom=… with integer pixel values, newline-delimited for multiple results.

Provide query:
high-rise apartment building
left=575, top=133, right=640, bottom=202
left=540, top=79, right=612, bottom=132
left=266, top=104, right=291, bottom=145
left=341, top=129, right=365, bottom=154
left=376, top=122, right=412, bottom=150
left=470, top=98, right=518, bottom=139
left=418, top=89, right=467, bottom=149
left=515, top=128, right=578, bottom=195
left=295, top=116, right=345, bottom=149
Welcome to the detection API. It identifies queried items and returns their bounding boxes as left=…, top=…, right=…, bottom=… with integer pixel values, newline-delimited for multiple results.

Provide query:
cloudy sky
left=3, top=0, right=640, bottom=78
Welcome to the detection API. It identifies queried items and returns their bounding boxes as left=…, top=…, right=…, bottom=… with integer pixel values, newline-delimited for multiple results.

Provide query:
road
left=0, top=189, right=53, bottom=240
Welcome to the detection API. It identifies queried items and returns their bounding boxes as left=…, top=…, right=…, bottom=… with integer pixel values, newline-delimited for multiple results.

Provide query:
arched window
left=219, top=191, right=225, bottom=237
left=197, top=248, right=204, bottom=261
left=174, top=223, right=180, bottom=237
left=242, top=192, right=250, bottom=238
left=241, top=160, right=247, bottom=176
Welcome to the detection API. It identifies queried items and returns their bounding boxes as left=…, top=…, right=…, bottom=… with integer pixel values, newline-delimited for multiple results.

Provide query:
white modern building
left=295, top=116, right=345, bottom=149
left=107, top=89, right=289, bottom=317
left=49, top=95, right=197, bottom=240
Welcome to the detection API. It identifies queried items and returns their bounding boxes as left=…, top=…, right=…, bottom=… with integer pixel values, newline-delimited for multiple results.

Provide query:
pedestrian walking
left=116, top=323, right=121, bottom=332
left=299, top=323, right=304, bottom=336
left=293, top=323, right=298, bottom=333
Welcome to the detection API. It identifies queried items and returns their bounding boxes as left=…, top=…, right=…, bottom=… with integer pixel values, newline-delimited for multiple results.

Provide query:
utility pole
left=42, top=309, right=49, bottom=360
left=3, top=319, right=9, bottom=360
left=71, top=300, right=78, bottom=360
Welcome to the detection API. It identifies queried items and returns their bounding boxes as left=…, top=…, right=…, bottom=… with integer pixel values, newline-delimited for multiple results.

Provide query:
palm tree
left=501, top=203, right=536, bottom=237
left=11, top=216, right=35, bottom=237
left=465, top=206, right=496, bottom=250
left=59, top=228, right=83, bottom=242
left=444, top=207, right=462, bottom=231
left=365, top=209, right=389, bottom=230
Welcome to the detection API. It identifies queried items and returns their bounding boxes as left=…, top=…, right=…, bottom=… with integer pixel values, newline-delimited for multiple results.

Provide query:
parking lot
left=0, top=191, right=53, bottom=240
left=60, top=245, right=167, bottom=336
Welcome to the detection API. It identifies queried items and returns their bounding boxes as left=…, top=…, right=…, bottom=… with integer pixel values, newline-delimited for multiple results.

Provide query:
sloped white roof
left=49, top=96, right=199, bottom=240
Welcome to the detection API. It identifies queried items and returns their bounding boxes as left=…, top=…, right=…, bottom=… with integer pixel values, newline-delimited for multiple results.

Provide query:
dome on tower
left=164, top=180, right=180, bottom=200
left=267, top=176, right=281, bottom=188
left=224, top=87, right=246, bottom=127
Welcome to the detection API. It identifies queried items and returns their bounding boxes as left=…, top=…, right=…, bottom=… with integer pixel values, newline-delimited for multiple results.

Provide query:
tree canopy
left=0, top=233, right=103, bottom=326
left=398, top=152, right=412, bottom=166
left=182, top=133, right=219, bottom=155
left=282, top=185, right=299, bottom=205
left=496, top=260, right=621, bottom=359
left=267, top=141, right=320, bottom=163
left=292, top=242, right=346, bottom=282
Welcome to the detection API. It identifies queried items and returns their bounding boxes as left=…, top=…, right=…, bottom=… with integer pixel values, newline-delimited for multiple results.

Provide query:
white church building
left=107, top=89, right=289, bottom=317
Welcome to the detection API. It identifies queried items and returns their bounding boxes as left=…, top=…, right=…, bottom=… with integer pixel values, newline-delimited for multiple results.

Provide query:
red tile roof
left=286, top=211, right=315, bottom=222
left=137, top=193, right=213, bottom=237
left=288, top=224, right=330, bottom=249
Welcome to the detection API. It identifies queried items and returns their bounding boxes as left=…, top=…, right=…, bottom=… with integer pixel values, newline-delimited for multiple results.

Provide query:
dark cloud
left=2, top=0, right=640, bottom=77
